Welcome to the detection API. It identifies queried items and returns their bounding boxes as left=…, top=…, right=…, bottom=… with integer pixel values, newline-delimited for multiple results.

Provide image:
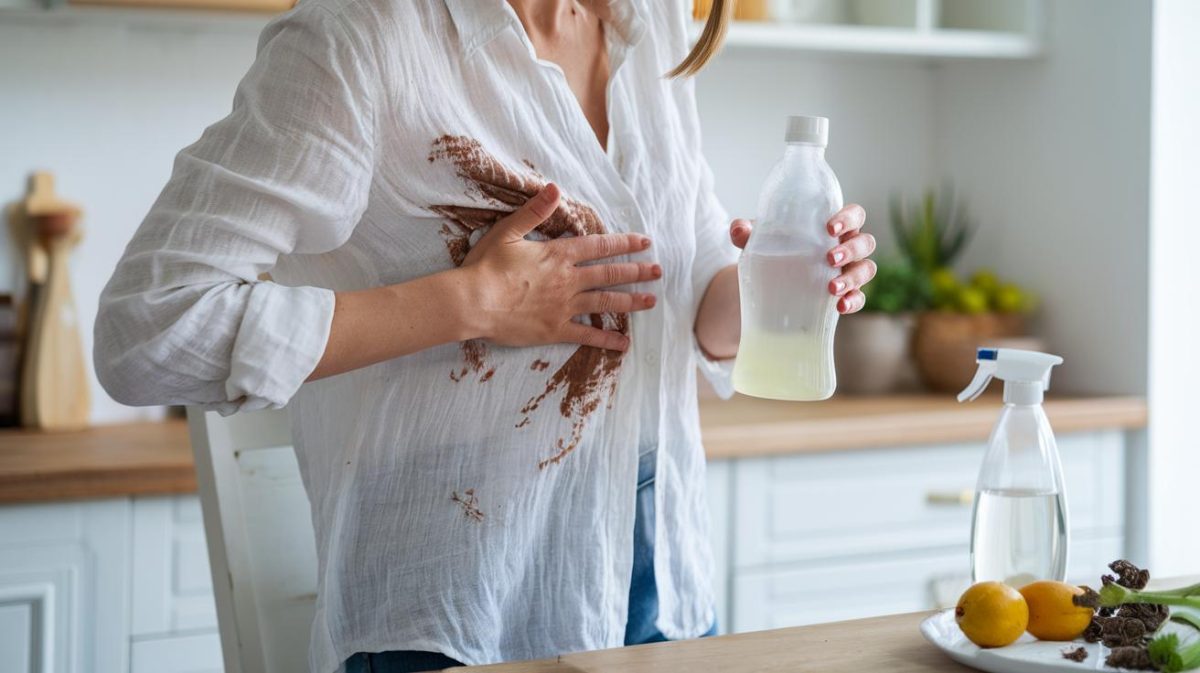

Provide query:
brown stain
left=450, top=489, right=484, bottom=522
left=428, top=135, right=628, bottom=468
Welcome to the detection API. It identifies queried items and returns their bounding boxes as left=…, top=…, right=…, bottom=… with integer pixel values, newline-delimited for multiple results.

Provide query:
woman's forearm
left=694, top=264, right=740, bottom=360
left=307, top=268, right=481, bottom=381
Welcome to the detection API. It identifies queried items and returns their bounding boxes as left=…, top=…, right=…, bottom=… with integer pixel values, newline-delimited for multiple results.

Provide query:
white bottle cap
left=785, top=115, right=829, bottom=146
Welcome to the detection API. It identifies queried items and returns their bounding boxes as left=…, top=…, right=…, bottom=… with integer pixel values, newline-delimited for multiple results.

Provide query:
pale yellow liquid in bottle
left=732, top=329, right=836, bottom=401
left=733, top=247, right=839, bottom=401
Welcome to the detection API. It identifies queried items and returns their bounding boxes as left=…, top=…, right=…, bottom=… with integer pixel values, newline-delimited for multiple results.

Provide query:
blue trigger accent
left=977, top=348, right=998, bottom=361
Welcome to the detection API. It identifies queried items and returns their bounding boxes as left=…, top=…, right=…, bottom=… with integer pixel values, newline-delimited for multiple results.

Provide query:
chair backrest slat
left=187, top=407, right=317, bottom=673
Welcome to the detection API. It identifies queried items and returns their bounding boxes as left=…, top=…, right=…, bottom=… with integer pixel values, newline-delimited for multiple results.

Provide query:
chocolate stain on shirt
left=428, top=135, right=628, bottom=468
left=450, top=489, right=484, bottom=522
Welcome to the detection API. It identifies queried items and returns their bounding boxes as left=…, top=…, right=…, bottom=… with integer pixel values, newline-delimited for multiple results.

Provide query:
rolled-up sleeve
left=691, top=155, right=740, bottom=398
left=95, top=5, right=377, bottom=415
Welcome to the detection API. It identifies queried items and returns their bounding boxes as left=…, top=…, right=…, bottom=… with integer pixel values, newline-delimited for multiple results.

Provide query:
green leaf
left=1150, top=634, right=1183, bottom=672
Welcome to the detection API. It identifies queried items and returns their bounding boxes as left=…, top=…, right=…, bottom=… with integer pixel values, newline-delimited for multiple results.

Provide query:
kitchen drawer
left=732, top=549, right=969, bottom=632
left=730, top=534, right=1125, bottom=633
left=732, top=431, right=1123, bottom=569
left=131, top=496, right=218, bottom=637
left=130, top=631, right=223, bottom=673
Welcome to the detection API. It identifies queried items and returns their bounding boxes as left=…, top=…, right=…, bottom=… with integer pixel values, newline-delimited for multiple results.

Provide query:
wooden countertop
left=699, top=394, right=1148, bottom=460
left=0, top=394, right=1147, bottom=505
left=453, top=576, right=1200, bottom=673
left=451, top=611, right=964, bottom=673
left=0, top=419, right=193, bottom=504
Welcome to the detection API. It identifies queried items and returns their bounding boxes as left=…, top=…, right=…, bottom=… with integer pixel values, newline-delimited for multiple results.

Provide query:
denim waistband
left=637, top=449, right=656, bottom=490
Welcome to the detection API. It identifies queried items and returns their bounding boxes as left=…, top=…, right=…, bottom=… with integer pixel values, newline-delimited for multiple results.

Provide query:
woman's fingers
left=559, top=322, right=631, bottom=352
left=575, top=262, right=662, bottom=289
left=837, top=289, right=867, bottom=314
left=827, top=203, right=866, bottom=237
left=494, top=183, right=561, bottom=241
left=827, top=232, right=876, bottom=268
left=828, top=260, right=877, bottom=296
left=729, top=219, right=753, bottom=249
left=555, top=232, right=651, bottom=261
left=572, top=291, right=656, bottom=315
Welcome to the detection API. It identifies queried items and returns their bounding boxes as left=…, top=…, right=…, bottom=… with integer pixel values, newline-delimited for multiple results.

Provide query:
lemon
left=931, top=267, right=959, bottom=295
left=1019, top=581, right=1094, bottom=641
left=956, top=581, right=1029, bottom=648
left=995, top=284, right=1029, bottom=313
left=970, top=269, right=1000, bottom=296
left=956, top=286, right=989, bottom=315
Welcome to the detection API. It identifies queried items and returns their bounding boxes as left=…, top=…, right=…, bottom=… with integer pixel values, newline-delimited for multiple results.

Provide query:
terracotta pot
left=912, top=312, right=1027, bottom=393
left=834, top=312, right=914, bottom=395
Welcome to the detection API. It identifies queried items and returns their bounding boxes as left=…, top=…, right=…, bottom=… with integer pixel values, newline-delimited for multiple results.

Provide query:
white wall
left=932, top=0, right=1152, bottom=396
left=0, top=11, right=940, bottom=424
left=697, top=51, right=938, bottom=242
left=0, top=14, right=265, bottom=423
left=1147, top=0, right=1200, bottom=577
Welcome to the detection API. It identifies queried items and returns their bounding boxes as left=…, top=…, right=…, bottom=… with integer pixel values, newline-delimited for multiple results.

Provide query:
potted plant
left=890, top=186, right=1039, bottom=392
left=834, top=258, right=930, bottom=394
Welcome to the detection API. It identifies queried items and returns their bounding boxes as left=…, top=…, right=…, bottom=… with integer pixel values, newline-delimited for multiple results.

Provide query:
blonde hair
left=667, top=0, right=732, bottom=78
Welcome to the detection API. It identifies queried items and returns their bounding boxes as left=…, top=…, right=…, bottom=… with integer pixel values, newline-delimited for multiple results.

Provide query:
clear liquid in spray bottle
left=958, top=348, right=1068, bottom=588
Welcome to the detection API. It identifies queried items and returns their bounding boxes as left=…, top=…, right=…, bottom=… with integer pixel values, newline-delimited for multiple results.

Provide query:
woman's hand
left=460, top=183, right=661, bottom=352
left=729, top=203, right=876, bottom=314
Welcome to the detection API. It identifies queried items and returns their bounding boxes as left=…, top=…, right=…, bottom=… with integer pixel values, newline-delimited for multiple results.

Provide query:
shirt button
left=644, top=350, right=659, bottom=366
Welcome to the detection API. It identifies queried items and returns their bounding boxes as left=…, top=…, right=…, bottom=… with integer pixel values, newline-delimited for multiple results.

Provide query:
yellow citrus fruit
left=956, top=581, right=1029, bottom=648
left=956, top=286, right=990, bottom=315
left=1019, top=581, right=1094, bottom=641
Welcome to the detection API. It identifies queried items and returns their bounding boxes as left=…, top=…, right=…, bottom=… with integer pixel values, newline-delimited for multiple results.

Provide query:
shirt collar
left=444, top=0, right=646, bottom=56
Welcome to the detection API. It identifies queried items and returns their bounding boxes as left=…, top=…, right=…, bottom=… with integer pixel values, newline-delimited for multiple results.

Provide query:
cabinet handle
left=926, top=489, right=975, bottom=506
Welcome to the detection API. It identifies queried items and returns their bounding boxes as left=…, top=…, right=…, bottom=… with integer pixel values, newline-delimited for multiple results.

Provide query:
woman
left=95, top=0, right=876, bottom=671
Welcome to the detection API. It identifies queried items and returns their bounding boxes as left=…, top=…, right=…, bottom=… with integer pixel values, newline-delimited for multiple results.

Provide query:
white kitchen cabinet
left=130, top=632, right=223, bottom=673
left=130, top=496, right=217, bottom=636
left=0, top=495, right=221, bottom=673
left=714, top=430, right=1128, bottom=634
left=0, top=499, right=131, bottom=673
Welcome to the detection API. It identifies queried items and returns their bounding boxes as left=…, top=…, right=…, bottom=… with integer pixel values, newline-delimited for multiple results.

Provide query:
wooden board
left=699, top=394, right=1148, bottom=460
left=69, top=0, right=294, bottom=11
left=0, top=419, right=193, bottom=504
left=451, top=611, right=972, bottom=673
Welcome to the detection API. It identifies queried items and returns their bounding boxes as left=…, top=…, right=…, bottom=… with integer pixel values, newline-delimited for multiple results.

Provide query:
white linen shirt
left=95, top=0, right=739, bottom=670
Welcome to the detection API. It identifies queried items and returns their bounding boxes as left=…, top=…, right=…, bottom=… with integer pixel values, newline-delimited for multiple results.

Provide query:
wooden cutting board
left=15, top=172, right=90, bottom=432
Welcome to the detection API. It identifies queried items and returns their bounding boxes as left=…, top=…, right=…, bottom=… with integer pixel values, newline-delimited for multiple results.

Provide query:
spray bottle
left=958, top=347, right=1067, bottom=587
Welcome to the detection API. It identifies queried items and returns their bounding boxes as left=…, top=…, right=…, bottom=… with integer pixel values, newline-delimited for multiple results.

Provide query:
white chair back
left=187, top=407, right=317, bottom=673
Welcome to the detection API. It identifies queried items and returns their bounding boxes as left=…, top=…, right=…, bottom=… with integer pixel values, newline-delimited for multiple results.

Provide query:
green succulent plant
left=890, top=186, right=974, bottom=275
left=861, top=258, right=932, bottom=314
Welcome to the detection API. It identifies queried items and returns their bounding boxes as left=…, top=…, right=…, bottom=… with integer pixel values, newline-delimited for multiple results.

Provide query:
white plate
left=920, top=609, right=1191, bottom=673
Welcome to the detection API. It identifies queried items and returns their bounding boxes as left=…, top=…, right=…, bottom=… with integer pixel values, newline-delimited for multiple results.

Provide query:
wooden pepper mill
left=14, top=172, right=90, bottom=431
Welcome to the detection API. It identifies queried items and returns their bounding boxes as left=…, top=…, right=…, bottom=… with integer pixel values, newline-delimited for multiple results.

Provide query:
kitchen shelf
left=704, top=21, right=1041, bottom=59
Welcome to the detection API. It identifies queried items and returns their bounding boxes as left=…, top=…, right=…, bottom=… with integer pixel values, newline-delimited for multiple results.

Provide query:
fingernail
left=642, top=237, right=652, bottom=249
left=831, top=250, right=845, bottom=265
left=651, top=264, right=662, bottom=277
left=644, top=294, right=657, bottom=308
left=831, top=220, right=843, bottom=235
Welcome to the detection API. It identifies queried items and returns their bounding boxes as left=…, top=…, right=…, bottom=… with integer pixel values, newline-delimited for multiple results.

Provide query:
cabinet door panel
left=0, top=499, right=130, bottom=673
left=733, top=431, right=1123, bottom=568
left=131, top=497, right=217, bottom=637
left=130, top=632, right=223, bottom=673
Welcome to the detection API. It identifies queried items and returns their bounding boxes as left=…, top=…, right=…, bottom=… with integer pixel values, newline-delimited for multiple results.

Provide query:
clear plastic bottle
left=733, top=116, right=843, bottom=401
left=959, top=348, right=1069, bottom=588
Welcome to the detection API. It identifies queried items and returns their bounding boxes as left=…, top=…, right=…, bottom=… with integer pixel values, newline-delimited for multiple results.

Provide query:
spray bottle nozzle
left=958, top=348, right=1064, bottom=404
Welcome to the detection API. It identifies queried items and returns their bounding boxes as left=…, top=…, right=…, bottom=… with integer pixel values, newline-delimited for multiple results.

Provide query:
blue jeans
left=344, top=449, right=716, bottom=672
